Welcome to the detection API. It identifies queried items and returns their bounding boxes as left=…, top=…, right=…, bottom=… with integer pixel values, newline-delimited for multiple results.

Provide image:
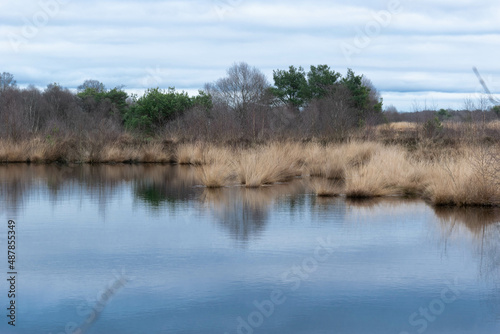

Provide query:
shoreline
left=1, top=135, right=498, bottom=208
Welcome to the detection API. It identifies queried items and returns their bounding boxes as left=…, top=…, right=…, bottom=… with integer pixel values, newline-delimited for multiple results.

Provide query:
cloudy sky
left=1, top=0, right=499, bottom=111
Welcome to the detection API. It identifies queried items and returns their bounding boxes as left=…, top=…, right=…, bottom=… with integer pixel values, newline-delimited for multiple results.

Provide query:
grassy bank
left=0, top=134, right=175, bottom=164
left=0, top=123, right=499, bottom=207
left=176, top=139, right=499, bottom=207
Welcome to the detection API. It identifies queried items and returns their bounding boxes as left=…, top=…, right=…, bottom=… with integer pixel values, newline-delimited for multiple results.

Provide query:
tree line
left=0, top=64, right=497, bottom=142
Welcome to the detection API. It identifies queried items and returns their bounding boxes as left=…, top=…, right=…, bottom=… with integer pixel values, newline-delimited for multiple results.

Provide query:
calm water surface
left=0, top=164, right=499, bottom=334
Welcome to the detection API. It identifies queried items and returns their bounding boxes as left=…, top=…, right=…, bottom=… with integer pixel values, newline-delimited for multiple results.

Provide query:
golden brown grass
left=344, top=145, right=441, bottom=199
left=0, top=133, right=499, bottom=206
left=308, top=178, right=343, bottom=197
left=344, top=146, right=403, bottom=197
left=345, top=161, right=397, bottom=198
left=237, top=142, right=302, bottom=187
left=0, top=140, right=31, bottom=162
left=175, top=142, right=205, bottom=165
left=197, top=162, right=235, bottom=188
left=0, top=135, right=177, bottom=164
left=304, top=141, right=380, bottom=179
left=424, top=146, right=500, bottom=206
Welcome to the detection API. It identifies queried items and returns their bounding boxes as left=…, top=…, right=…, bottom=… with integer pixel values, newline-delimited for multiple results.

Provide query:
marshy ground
left=1, top=121, right=499, bottom=207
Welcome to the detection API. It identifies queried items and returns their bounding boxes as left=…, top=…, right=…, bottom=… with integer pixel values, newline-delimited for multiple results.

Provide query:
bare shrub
left=425, top=146, right=500, bottom=207
left=302, top=86, right=357, bottom=140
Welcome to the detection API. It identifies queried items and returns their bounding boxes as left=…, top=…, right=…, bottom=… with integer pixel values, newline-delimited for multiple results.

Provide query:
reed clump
left=197, top=163, right=235, bottom=188
left=308, top=178, right=343, bottom=197
left=175, top=142, right=205, bottom=165
left=237, top=142, right=302, bottom=188
left=304, top=141, right=382, bottom=180
left=425, top=146, right=500, bottom=207
left=341, top=144, right=446, bottom=199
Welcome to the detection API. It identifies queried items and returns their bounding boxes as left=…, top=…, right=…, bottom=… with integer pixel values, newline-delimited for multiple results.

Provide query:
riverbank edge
left=1, top=137, right=499, bottom=208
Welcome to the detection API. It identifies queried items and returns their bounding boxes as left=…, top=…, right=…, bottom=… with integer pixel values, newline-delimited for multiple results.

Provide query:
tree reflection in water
left=199, top=182, right=305, bottom=243
left=434, top=206, right=500, bottom=318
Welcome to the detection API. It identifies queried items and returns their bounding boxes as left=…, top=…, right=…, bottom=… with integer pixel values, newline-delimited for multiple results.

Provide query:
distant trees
left=204, top=62, right=271, bottom=139
left=0, top=65, right=391, bottom=141
left=268, top=65, right=383, bottom=136
left=302, top=85, right=357, bottom=139
left=124, top=88, right=211, bottom=134
left=493, top=105, right=500, bottom=117
left=76, top=80, right=128, bottom=118
left=0, top=72, right=17, bottom=92
left=270, top=65, right=381, bottom=112
left=188, top=63, right=386, bottom=140
left=77, top=79, right=106, bottom=93
left=0, top=82, right=78, bottom=140
left=204, top=62, right=270, bottom=113
left=307, top=65, right=342, bottom=99
left=271, top=66, right=310, bottom=108
left=44, top=83, right=79, bottom=121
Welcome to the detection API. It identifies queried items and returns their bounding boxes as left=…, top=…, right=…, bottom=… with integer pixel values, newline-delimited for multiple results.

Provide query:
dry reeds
left=304, top=141, right=381, bottom=180
left=308, top=178, right=343, bottom=197
left=237, top=143, right=302, bottom=187
left=425, top=146, right=500, bottom=207
left=0, top=135, right=499, bottom=207
left=175, top=142, right=205, bottom=165
left=197, top=163, right=235, bottom=188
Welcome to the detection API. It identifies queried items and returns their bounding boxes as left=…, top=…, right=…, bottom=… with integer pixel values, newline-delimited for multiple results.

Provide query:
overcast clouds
left=1, top=0, right=499, bottom=111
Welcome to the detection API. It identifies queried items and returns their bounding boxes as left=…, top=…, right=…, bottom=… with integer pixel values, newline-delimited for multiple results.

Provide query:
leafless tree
left=0, top=72, right=17, bottom=92
left=205, top=62, right=270, bottom=112
left=362, top=77, right=381, bottom=108
left=43, top=83, right=79, bottom=122
left=77, top=79, right=106, bottom=93
left=302, top=86, right=357, bottom=140
left=0, top=89, right=28, bottom=140
left=21, top=85, right=46, bottom=133
left=204, top=62, right=271, bottom=139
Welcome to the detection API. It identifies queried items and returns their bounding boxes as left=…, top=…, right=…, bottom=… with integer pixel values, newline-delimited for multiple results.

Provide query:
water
left=0, top=164, right=499, bottom=334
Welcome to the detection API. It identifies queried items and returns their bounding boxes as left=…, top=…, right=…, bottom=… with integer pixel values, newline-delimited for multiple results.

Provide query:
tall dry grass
left=346, top=146, right=430, bottom=198
left=237, top=142, right=303, bottom=187
left=1, top=132, right=499, bottom=207
left=0, top=135, right=176, bottom=164
left=425, top=146, right=500, bottom=206
left=197, top=163, right=235, bottom=188
left=307, top=178, right=343, bottom=197
left=175, top=142, right=205, bottom=165
left=304, top=141, right=380, bottom=180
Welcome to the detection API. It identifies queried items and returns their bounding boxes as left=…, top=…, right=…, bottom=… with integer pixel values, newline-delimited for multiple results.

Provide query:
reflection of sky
left=0, top=166, right=499, bottom=333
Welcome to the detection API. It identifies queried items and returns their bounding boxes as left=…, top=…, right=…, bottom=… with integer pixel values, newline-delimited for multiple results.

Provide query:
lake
left=0, top=164, right=499, bottom=334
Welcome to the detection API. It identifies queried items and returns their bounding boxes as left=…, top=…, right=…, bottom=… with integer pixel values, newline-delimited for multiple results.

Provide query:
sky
left=1, top=0, right=499, bottom=111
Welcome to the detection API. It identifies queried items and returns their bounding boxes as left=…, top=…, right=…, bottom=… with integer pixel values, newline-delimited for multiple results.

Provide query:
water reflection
left=434, top=206, right=500, bottom=274
left=434, top=206, right=500, bottom=318
left=0, top=164, right=200, bottom=214
left=132, top=165, right=198, bottom=208
left=434, top=206, right=500, bottom=235
left=1, top=164, right=500, bottom=333
left=199, top=182, right=305, bottom=242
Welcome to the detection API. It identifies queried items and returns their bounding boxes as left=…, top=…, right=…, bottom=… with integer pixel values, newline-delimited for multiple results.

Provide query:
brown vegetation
left=0, top=135, right=175, bottom=164
left=0, top=120, right=499, bottom=207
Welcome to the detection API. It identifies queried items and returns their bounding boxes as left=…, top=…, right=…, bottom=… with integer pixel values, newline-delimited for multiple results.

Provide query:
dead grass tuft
left=308, top=178, right=343, bottom=197
left=197, top=163, right=235, bottom=188
left=237, top=142, right=302, bottom=187
left=175, top=143, right=205, bottom=165
left=425, top=147, right=500, bottom=206
left=345, top=146, right=426, bottom=198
